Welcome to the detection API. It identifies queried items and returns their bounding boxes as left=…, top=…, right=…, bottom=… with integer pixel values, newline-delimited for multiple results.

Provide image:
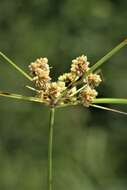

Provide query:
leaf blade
left=93, top=98, right=127, bottom=105
left=90, top=104, right=127, bottom=116
left=0, top=91, right=42, bottom=103
left=0, top=52, right=32, bottom=81
left=88, top=39, right=127, bottom=73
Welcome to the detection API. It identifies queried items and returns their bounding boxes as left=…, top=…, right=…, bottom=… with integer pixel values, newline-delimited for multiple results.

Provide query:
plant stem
left=48, top=108, right=55, bottom=190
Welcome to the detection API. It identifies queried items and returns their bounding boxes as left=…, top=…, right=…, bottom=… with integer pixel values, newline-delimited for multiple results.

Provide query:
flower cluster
left=79, top=86, right=98, bottom=107
left=71, top=55, right=89, bottom=77
left=29, top=57, right=51, bottom=89
left=28, top=55, right=102, bottom=107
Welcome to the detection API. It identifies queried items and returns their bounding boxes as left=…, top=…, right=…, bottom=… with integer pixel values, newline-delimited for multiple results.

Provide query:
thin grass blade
left=0, top=52, right=32, bottom=81
left=93, top=98, right=127, bottom=105
left=88, top=38, right=127, bottom=73
left=90, top=104, right=127, bottom=115
left=0, top=91, right=42, bottom=103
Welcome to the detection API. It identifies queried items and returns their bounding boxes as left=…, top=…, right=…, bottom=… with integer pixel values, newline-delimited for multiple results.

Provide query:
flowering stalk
left=48, top=108, right=55, bottom=190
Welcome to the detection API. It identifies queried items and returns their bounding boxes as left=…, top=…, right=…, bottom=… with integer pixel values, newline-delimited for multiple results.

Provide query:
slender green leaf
left=93, top=98, right=127, bottom=105
left=0, top=52, right=32, bottom=81
left=70, top=39, right=127, bottom=88
left=90, top=104, right=127, bottom=115
left=0, top=91, right=42, bottom=103
left=88, top=38, right=127, bottom=73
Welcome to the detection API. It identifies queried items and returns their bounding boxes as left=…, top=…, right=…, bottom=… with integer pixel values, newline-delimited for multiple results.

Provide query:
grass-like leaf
left=90, top=104, right=127, bottom=115
left=71, top=39, right=127, bottom=88
left=0, top=91, right=42, bottom=103
left=88, top=38, right=127, bottom=73
left=93, top=98, right=127, bottom=105
left=0, top=52, right=32, bottom=81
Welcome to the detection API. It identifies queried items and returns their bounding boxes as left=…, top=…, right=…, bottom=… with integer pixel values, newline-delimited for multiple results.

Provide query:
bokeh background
left=0, top=0, right=127, bottom=189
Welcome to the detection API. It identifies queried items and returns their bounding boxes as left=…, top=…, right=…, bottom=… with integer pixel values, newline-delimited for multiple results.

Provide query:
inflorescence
left=28, top=55, right=102, bottom=107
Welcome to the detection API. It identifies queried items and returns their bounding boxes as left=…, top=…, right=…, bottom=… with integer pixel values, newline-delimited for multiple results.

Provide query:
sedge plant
left=0, top=38, right=127, bottom=190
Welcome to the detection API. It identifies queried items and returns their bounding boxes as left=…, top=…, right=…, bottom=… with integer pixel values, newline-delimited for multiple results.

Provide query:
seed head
left=58, top=72, right=77, bottom=86
left=29, top=57, right=49, bottom=74
left=71, top=55, right=90, bottom=77
left=29, top=57, right=51, bottom=89
left=87, top=73, right=102, bottom=87
left=47, top=82, right=66, bottom=99
left=28, top=55, right=101, bottom=107
left=79, top=86, right=98, bottom=107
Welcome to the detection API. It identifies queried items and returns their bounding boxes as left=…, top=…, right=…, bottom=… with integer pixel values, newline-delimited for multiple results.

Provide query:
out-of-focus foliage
left=0, top=0, right=127, bottom=189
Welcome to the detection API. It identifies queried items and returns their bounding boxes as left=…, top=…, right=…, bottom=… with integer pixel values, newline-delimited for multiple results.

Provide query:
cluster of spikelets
left=28, top=55, right=102, bottom=107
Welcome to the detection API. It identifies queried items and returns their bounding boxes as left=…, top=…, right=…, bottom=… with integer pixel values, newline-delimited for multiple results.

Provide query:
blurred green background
left=0, top=0, right=127, bottom=189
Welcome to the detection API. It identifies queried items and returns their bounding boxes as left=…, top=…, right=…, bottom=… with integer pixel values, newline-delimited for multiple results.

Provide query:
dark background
left=0, top=0, right=127, bottom=189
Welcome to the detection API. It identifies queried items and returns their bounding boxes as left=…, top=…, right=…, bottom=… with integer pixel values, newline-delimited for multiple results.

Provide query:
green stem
left=93, top=98, right=127, bottom=104
left=48, top=108, right=55, bottom=190
left=0, top=51, right=32, bottom=81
